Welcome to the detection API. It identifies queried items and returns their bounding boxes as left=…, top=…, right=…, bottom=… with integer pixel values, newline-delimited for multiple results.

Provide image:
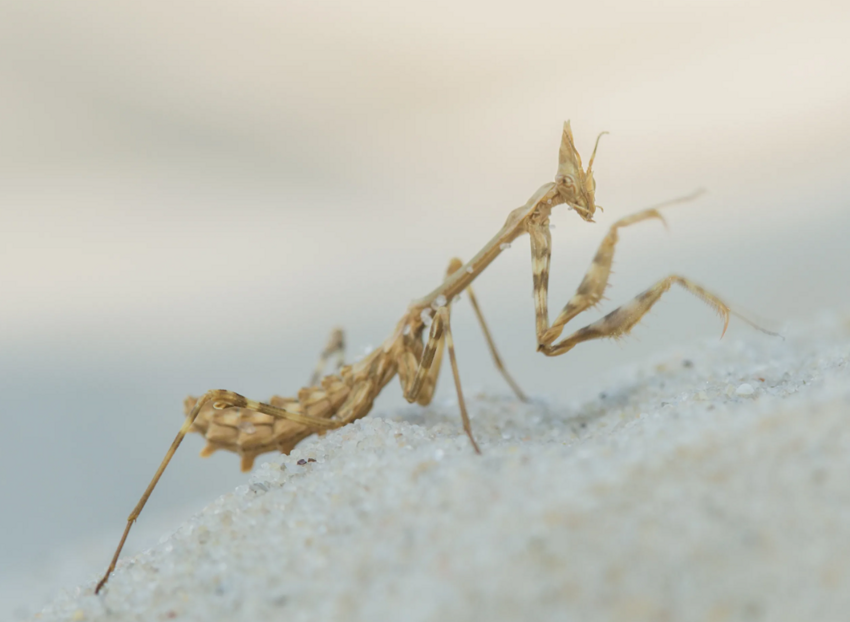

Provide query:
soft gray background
left=1, top=0, right=849, bottom=615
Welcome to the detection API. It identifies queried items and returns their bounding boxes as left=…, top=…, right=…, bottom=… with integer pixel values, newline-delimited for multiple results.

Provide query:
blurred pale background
left=1, top=0, right=849, bottom=616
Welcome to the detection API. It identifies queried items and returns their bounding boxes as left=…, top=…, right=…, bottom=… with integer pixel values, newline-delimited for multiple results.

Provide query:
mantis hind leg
left=309, top=327, right=345, bottom=387
left=94, top=389, right=344, bottom=593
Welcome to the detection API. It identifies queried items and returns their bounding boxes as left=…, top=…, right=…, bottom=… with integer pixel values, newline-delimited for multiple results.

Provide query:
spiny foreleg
left=398, top=252, right=524, bottom=406
left=538, top=275, right=734, bottom=356
left=527, top=192, right=775, bottom=357
left=399, top=306, right=480, bottom=454
left=529, top=192, right=706, bottom=349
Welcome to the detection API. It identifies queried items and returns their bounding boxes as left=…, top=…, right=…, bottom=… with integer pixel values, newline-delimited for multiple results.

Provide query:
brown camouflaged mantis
left=96, top=121, right=771, bottom=593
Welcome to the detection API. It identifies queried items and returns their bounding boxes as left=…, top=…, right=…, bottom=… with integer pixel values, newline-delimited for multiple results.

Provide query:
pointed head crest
left=555, top=121, right=606, bottom=222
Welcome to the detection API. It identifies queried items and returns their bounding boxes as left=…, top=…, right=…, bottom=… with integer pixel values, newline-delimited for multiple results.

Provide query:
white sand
left=32, top=314, right=850, bottom=622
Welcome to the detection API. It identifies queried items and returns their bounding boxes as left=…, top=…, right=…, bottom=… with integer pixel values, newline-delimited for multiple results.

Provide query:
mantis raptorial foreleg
left=399, top=301, right=480, bottom=453
left=400, top=306, right=447, bottom=407
left=400, top=257, right=526, bottom=407
left=538, top=275, right=734, bottom=356
left=399, top=261, right=459, bottom=407
left=528, top=193, right=773, bottom=357
left=530, top=193, right=707, bottom=349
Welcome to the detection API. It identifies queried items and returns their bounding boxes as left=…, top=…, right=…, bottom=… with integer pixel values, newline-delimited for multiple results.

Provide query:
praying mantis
left=95, top=121, right=770, bottom=593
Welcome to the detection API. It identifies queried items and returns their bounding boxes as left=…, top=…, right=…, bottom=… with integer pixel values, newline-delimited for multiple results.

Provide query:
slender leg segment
left=94, top=389, right=344, bottom=594
left=402, top=256, right=526, bottom=406
left=533, top=202, right=669, bottom=348
left=529, top=193, right=726, bottom=351
left=396, top=255, right=525, bottom=452
left=400, top=308, right=447, bottom=407
left=446, top=258, right=527, bottom=402
left=400, top=259, right=469, bottom=406
left=538, top=275, right=732, bottom=356
left=309, top=327, right=346, bottom=386
left=528, top=216, right=554, bottom=345
left=440, top=307, right=480, bottom=454
left=528, top=193, right=767, bottom=357
left=95, top=392, right=215, bottom=594
left=399, top=304, right=481, bottom=453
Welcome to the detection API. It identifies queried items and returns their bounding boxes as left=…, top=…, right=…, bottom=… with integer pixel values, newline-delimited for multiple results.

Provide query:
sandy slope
left=31, top=314, right=850, bottom=622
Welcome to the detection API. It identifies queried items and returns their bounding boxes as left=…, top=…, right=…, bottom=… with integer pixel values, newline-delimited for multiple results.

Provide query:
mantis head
left=555, top=121, right=606, bottom=222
